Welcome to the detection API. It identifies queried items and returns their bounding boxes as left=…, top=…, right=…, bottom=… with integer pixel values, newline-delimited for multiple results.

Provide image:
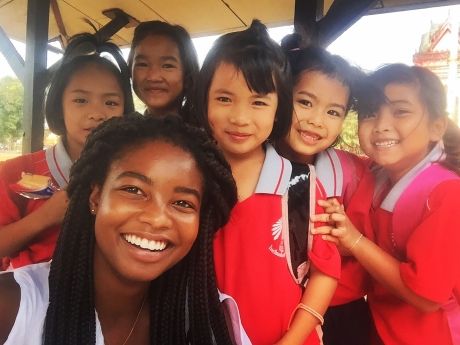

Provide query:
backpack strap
left=392, top=163, right=460, bottom=344
left=282, top=162, right=315, bottom=287
left=392, top=163, right=458, bottom=253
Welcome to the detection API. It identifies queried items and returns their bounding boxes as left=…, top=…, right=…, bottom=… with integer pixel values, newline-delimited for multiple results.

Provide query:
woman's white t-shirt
left=2, top=262, right=104, bottom=345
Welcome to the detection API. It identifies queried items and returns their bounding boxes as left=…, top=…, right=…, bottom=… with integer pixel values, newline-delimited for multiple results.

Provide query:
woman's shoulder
left=0, top=262, right=50, bottom=344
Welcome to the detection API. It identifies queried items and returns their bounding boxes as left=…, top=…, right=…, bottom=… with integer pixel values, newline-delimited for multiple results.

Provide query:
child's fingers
left=317, top=199, right=345, bottom=214
left=311, top=212, right=346, bottom=223
left=321, top=234, right=340, bottom=244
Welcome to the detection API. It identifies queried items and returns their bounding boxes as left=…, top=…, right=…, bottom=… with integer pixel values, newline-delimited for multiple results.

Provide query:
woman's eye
left=121, top=186, right=144, bottom=195
left=174, top=200, right=196, bottom=210
left=162, top=63, right=177, bottom=69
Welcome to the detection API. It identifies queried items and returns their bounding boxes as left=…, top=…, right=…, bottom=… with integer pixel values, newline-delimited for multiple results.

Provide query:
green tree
left=336, top=111, right=363, bottom=156
left=0, top=77, right=23, bottom=148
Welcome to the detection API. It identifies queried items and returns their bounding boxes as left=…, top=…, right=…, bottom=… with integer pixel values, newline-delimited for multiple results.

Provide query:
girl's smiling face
left=207, top=62, right=278, bottom=161
left=358, top=82, right=446, bottom=182
left=90, top=140, right=203, bottom=283
left=62, top=63, right=124, bottom=161
left=283, top=70, right=348, bottom=163
left=131, top=34, right=184, bottom=115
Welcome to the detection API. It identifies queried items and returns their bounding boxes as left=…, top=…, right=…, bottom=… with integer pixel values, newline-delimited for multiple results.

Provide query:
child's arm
left=0, top=272, right=20, bottom=343
left=275, top=266, right=337, bottom=345
left=0, top=190, right=68, bottom=257
left=312, top=198, right=440, bottom=312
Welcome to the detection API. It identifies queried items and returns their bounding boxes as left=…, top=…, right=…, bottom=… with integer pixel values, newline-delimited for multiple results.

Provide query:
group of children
left=0, top=17, right=458, bottom=345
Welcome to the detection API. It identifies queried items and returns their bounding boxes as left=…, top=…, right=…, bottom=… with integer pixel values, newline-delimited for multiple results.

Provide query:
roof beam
left=318, top=0, right=378, bottom=46
left=22, top=0, right=50, bottom=153
left=294, top=0, right=322, bottom=46
left=0, top=26, right=24, bottom=83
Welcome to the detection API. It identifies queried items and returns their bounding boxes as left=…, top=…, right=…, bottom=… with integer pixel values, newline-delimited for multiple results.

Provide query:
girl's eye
left=253, top=100, right=268, bottom=107
left=297, top=99, right=312, bottom=107
left=134, top=62, right=148, bottom=68
left=162, top=63, right=177, bottom=69
left=216, top=96, right=231, bottom=103
left=358, top=112, right=377, bottom=121
left=327, top=109, right=344, bottom=118
left=106, top=100, right=120, bottom=107
left=393, top=109, right=410, bottom=117
left=121, top=186, right=144, bottom=196
left=73, top=98, right=87, bottom=104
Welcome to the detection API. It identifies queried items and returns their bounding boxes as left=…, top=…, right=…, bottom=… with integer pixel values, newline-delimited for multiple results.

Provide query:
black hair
left=194, top=19, right=292, bottom=141
left=45, top=33, right=134, bottom=136
left=281, top=33, right=362, bottom=113
left=43, top=113, right=237, bottom=344
left=356, top=63, right=460, bottom=174
left=127, top=21, right=199, bottom=119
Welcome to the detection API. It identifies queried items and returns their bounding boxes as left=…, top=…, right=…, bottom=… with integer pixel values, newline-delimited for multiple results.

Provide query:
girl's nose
left=229, top=103, right=250, bottom=126
left=373, top=106, right=393, bottom=133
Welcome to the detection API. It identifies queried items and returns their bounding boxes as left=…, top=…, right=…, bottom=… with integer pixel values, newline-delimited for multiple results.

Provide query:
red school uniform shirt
left=315, top=148, right=374, bottom=306
left=368, top=144, right=460, bottom=345
left=214, top=145, right=340, bottom=345
left=0, top=139, right=71, bottom=269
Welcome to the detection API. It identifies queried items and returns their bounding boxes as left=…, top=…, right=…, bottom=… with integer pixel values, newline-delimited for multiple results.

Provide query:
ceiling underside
left=0, top=0, right=459, bottom=47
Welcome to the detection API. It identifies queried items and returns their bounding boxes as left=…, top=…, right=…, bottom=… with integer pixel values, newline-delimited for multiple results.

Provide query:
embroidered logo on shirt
left=269, top=218, right=285, bottom=257
left=288, top=173, right=310, bottom=188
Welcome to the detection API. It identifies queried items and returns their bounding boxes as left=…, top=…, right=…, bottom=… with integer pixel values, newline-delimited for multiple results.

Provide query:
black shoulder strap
left=285, top=162, right=313, bottom=287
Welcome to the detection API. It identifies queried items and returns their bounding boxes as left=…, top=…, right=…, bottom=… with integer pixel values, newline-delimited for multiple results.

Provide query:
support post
left=22, top=0, right=50, bottom=153
left=293, top=0, right=321, bottom=47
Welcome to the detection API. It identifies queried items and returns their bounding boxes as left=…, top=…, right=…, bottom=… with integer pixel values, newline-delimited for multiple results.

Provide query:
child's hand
left=35, top=190, right=69, bottom=228
left=311, top=198, right=362, bottom=251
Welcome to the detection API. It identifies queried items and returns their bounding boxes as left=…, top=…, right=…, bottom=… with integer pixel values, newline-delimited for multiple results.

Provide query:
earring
left=90, top=206, right=96, bottom=214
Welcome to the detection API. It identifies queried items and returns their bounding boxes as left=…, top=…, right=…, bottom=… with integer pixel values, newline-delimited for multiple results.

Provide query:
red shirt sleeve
left=400, top=180, right=460, bottom=303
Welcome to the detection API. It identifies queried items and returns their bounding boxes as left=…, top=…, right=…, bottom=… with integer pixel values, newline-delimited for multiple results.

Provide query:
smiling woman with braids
left=0, top=114, right=237, bottom=345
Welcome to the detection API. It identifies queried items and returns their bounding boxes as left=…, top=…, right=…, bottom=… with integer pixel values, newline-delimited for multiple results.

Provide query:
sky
left=1, top=4, right=460, bottom=78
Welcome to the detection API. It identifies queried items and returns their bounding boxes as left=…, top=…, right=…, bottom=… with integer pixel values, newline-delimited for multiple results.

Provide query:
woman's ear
left=89, top=185, right=101, bottom=215
left=430, top=116, right=448, bottom=142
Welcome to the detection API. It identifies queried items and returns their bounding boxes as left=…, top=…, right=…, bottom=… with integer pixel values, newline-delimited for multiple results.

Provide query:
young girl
left=0, top=114, right=238, bottom=344
left=276, top=36, right=373, bottom=345
left=0, top=33, right=134, bottom=269
left=196, top=20, right=340, bottom=345
left=314, top=64, right=460, bottom=345
left=128, top=20, right=199, bottom=119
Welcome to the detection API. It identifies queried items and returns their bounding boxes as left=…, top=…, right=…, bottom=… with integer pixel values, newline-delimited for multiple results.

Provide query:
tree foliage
left=336, top=111, right=363, bottom=155
left=0, top=77, right=23, bottom=147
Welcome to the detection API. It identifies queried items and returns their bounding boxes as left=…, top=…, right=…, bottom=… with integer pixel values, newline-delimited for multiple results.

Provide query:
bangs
left=223, top=48, right=277, bottom=95
left=356, top=79, right=386, bottom=120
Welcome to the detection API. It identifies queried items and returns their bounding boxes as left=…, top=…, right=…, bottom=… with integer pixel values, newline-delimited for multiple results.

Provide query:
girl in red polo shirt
left=0, top=33, right=134, bottom=269
left=195, top=20, right=340, bottom=345
left=314, top=64, right=460, bottom=345
left=275, top=36, right=373, bottom=345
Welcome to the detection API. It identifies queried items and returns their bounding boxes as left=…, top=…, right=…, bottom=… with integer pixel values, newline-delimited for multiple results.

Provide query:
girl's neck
left=225, top=146, right=266, bottom=201
left=62, top=137, right=81, bottom=162
left=276, top=140, right=316, bottom=165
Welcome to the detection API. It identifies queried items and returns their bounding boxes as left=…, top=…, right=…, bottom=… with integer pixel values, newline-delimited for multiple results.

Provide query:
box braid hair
left=43, top=113, right=237, bottom=344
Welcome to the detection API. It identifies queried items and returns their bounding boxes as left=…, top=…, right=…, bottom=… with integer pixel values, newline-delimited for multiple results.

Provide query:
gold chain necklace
left=118, top=294, right=147, bottom=345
